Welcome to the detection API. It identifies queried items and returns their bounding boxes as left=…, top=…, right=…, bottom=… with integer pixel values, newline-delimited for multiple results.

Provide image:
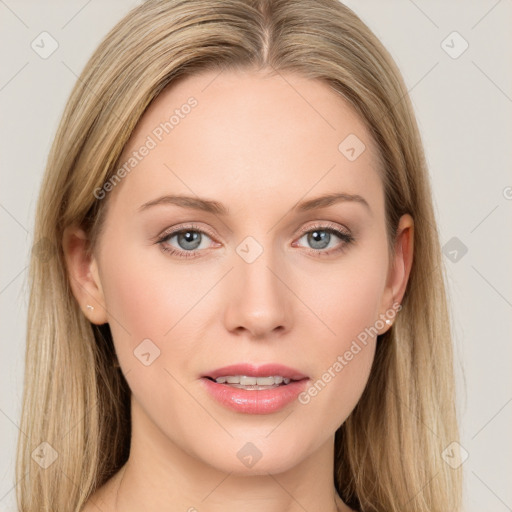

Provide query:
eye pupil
left=178, top=230, right=201, bottom=250
left=308, top=230, right=330, bottom=249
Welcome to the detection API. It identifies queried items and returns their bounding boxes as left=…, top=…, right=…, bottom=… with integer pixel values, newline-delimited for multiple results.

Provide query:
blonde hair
left=16, top=0, right=462, bottom=510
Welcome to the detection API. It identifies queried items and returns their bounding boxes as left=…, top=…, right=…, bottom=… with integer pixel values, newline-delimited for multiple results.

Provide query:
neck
left=112, top=399, right=351, bottom=512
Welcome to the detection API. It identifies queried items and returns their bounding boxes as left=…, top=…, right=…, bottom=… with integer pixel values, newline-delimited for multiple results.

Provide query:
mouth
left=203, top=374, right=301, bottom=390
left=200, top=363, right=309, bottom=413
left=202, top=362, right=308, bottom=388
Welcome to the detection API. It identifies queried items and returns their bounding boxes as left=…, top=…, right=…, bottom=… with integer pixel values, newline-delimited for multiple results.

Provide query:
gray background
left=1, top=1, right=511, bottom=510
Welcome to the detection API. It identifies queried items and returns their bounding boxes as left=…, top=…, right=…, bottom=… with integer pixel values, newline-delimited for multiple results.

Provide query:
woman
left=16, top=0, right=462, bottom=510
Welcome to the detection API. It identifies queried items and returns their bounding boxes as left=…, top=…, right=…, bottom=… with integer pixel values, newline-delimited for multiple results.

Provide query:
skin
left=63, top=69, right=413, bottom=512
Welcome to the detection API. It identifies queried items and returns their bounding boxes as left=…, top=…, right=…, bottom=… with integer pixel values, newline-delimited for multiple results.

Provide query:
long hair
left=16, top=1, right=462, bottom=510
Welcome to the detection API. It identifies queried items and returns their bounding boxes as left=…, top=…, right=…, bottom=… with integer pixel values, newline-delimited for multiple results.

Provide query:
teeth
left=214, top=375, right=291, bottom=385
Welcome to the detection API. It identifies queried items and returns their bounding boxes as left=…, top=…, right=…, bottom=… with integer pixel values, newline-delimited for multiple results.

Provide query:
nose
left=223, top=249, right=292, bottom=340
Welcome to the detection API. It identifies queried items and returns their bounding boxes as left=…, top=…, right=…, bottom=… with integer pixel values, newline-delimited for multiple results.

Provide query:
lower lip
left=200, top=377, right=309, bottom=414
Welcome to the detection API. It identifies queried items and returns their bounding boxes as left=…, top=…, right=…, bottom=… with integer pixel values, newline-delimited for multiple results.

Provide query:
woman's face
left=71, top=69, right=412, bottom=475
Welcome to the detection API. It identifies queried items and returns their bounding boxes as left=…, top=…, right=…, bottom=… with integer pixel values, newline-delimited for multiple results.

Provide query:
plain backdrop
left=1, top=1, right=511, bottom=511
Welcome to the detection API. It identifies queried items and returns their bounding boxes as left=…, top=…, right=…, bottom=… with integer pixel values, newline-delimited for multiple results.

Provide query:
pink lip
left=200, top=363, right=309, bottom=415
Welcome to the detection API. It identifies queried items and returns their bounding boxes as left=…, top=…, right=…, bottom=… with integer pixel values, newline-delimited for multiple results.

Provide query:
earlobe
left=62, top=225, right=108, bottom=325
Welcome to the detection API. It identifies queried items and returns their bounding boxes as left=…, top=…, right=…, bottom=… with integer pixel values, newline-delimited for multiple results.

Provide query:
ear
left=378, top=213, right=414, bottom=332
left=62, top=225, right=108, bottom=325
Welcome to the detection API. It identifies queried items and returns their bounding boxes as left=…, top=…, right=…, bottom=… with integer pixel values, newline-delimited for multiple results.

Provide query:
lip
left=202, top=363, right=308, bottom=381
left=200, top=363, right=309, bottom=415
left=200, top=378, right=309, bottom=414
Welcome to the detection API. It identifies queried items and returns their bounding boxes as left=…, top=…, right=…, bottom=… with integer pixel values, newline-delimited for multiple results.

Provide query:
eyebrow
left=295, top=192, right=371, bottom=213
left=137, top=192, right=371, bottom=215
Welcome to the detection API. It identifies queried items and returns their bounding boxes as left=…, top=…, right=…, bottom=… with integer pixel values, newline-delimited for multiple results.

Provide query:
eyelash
left=155, top=222, right=355, bottom=259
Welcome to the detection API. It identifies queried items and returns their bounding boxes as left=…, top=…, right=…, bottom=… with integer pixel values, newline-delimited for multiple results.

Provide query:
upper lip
left=203, top=363, right=308, bottom=381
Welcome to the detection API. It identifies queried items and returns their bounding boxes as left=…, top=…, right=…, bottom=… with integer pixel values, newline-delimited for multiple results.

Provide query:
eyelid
left=154, top=222, right=220, bottom=244
left=154, top=220, right=350, bottom=243
left=294, top=220, right=351, bottom=238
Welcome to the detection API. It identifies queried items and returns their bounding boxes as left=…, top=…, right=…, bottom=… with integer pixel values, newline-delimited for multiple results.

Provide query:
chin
left=191, top=432, right=313, bottom=476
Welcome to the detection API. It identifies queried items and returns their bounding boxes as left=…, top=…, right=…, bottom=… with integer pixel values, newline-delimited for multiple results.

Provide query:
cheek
left=294, top=249, right=386, bottom=419
left=99, top=242, right=208, bottom=368
left=99, top=245, right=206, bottom=429
left=102, top=235, right=212, bottom=325
left=300, top=249, right=386, bottom=348
left=297, top=281, right=378, bottom=432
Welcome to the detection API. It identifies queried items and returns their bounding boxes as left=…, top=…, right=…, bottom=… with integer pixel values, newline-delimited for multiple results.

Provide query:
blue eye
left=156, top=223, right=214, bottom=259
left=294, top=225, right=355, bottom=255
left=156, top=222, right=355, bottom=259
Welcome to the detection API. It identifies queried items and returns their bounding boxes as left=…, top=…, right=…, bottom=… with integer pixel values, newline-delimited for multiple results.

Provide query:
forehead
left=107, top=69, right=383, bottom=218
